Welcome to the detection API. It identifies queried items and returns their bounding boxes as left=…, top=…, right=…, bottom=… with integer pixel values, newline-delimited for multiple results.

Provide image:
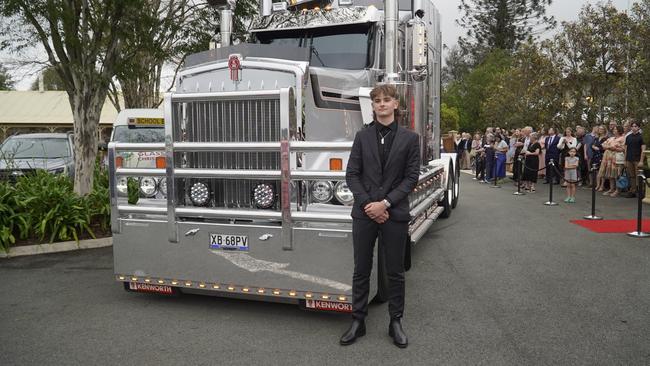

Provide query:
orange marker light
left=155, top=156, right=166, bottom=169
left=329, top=158, right=343, bottom=171
left=116, top=156, right=124, bottom=168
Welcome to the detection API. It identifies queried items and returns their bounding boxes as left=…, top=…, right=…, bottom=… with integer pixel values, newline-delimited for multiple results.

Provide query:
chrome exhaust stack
left=260, top=0, right=272, bottom=16
left=207, top=0, right=235, bottom=47
left=384, top=0, right=399, bottom=83
left=220, top=8, right=233, bottom=47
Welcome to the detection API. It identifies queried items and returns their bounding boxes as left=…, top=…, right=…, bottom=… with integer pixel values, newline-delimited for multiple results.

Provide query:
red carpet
left=571, top=219, right=650, bottom=233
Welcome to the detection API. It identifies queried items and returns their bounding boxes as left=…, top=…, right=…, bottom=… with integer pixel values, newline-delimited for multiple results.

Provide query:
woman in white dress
left=557, top=127, right=579, bottom=186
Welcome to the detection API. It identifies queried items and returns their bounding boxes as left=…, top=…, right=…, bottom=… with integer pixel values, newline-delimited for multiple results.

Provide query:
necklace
left=379, top=129, right=391, bottom=145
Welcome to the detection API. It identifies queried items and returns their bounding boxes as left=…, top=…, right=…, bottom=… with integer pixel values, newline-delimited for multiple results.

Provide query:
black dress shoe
left=340, top=319, right=366, bottom=346
left=388, top=318, right=408, bottom=348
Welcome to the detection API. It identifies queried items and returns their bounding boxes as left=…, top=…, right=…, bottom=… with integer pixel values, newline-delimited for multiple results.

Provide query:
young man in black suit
left=341, top=84, right=421, bottom=348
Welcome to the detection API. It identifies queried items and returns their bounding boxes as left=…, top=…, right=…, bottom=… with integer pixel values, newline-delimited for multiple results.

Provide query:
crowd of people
left=455, top=120, right=646, bottom=202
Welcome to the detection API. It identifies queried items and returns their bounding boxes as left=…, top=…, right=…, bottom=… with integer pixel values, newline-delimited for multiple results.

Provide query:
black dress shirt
left=375, top=120, right=398, bottom=168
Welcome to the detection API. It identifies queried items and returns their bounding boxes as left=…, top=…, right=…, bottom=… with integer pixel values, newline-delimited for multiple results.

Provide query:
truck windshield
left=0, top=138, right=70, bottom=159
left=113, top=126, right=165, bottom=143
left=256, top=24, right=374, bottom=70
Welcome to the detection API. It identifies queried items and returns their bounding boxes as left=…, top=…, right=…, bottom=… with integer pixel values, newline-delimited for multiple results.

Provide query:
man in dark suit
left=457, top=133, right=472, bottom=170
left=545, top=127, right=561, bottom=184
left=341, top=84, right=420, bottom=348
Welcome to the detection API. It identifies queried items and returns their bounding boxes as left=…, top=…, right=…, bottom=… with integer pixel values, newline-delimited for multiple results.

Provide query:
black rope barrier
left=544, top=159, right=559, bottom=206
left=550, top=162, right=581, bottom=185
left=628, top=170, right=650, bottom=238
left=513, top=154, right=525, bottom=196
left=584, top=163, right=603, bottom=220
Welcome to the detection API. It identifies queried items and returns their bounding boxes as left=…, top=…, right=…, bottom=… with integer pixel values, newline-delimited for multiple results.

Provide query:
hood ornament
left=228, top=54, right=242, bottom=82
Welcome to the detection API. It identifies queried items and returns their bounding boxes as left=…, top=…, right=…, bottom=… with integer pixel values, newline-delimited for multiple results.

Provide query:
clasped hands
left=364, top=202, right=389, bottom=224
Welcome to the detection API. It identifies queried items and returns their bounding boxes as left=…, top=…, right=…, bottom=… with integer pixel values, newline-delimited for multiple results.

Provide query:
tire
left=452, top=159, right=460, bottom=208
left=439, top=167, right=453, bottom=219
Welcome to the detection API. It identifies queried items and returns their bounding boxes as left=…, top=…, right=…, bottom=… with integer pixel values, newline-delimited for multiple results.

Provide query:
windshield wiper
left=310, top=47, right=327, bottom=67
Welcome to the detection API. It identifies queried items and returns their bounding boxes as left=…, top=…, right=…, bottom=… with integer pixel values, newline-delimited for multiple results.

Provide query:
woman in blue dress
left=495, top=134, right=509, bottom=179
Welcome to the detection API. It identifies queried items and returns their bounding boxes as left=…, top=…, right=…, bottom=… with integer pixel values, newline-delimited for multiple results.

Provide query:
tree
left=457, top=0, right=556, bottom=59
left=550, top=3, right=632, bottom=125
left=111, top=0, right=257, bottom=110
left=0, top=63, right=13, bottom=90
left=30, top=66, right=65, bottom=91
left=441, top=103, right=460, bottom=133
left=443, top=50, right=512, bottom=133
left=629, top=0, right=650, bottom=124
left=441, top=44, right=474, bottom=86
left=1, top=0, right=140, bottom=195
left=482, top=42, right=563, bottom=130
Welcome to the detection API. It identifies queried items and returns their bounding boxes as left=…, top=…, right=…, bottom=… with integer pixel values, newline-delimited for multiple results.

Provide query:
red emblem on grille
left=228, top=54, right=242, bottom=82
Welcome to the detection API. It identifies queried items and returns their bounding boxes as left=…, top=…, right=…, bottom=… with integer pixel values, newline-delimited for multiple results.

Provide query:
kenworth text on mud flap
left=108, top=0, right=459, bottom=312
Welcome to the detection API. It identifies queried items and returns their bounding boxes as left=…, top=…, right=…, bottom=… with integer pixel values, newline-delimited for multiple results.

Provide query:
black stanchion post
left=584, top=163, right=603, bottom=220
left=545, top=159, right=558, bottom=206
left=513, top=155, right=525, bottom=196
left=628, top=170, right=650, bottom=238
left=491, top=153, right=501, bottom=189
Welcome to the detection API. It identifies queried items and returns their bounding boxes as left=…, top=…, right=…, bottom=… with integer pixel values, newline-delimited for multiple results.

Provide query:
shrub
left=0, top=182, right=29, bottom=251
left=14, top=170, right=94, bottom=243
left=86, top=162, right=111, bottom=230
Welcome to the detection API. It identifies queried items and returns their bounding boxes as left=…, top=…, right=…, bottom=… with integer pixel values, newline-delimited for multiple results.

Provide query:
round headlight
left=334, top=181, right=354, bottom=206
left=311, top=181, right=333, bottom=203
left=117, top=177, right=128, bottom=195
left=190, top=182, right=210, bottom=206
left=139, top=177, right=158, bottom=198
left=158, top=178, right=167, bottom=196
left=252, top=183, right=276, bottom=209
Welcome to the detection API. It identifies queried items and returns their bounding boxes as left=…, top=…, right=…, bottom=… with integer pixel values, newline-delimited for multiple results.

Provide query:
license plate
left=210, top=233, right=249, bottom=251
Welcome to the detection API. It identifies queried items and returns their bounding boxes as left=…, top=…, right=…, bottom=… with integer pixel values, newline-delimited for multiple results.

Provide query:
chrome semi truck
left=108, top=0, right=459, bottom=312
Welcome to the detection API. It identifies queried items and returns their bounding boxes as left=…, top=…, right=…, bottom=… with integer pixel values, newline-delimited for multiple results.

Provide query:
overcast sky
left=6, top=0, right=638, bottom=90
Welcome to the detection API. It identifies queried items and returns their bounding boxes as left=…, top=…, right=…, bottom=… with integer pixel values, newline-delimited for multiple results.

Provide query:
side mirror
left=98, top=142, right=108, bottom=151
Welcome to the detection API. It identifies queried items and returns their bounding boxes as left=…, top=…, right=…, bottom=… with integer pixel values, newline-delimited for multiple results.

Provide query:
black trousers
left=475, top=156, right=485, bottom=180
left=352, top=218, right=408, bottom=321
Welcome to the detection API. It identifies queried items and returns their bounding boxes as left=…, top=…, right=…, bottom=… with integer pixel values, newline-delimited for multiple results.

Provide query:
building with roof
left=0, top=91, right=120, bottom=143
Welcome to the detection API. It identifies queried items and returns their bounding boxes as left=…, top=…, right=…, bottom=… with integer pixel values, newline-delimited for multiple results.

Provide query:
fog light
left=190, top=182, right=210, bottom=206
left=139, top=177, right=158, bottom=197
left=252, top=183, right=275, bottom=209
left=117, top=177, right=128, bottom=195
left=334, top=181, right=354, bottom=205
left=158, top=177, right=167, bottom=196
left=311, top=181, right=333, bottom=203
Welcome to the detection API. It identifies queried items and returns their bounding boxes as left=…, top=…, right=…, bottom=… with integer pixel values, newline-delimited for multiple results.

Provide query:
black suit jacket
left=346, top=123, right=421, bottom=222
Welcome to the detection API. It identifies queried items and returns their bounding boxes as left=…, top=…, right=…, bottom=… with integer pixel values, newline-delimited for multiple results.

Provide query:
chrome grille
left=172, top=98, right=281, bottom=208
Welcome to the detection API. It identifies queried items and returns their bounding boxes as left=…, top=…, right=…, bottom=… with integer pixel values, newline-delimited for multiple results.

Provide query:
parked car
left=0, top=133, right=75, bottom=181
